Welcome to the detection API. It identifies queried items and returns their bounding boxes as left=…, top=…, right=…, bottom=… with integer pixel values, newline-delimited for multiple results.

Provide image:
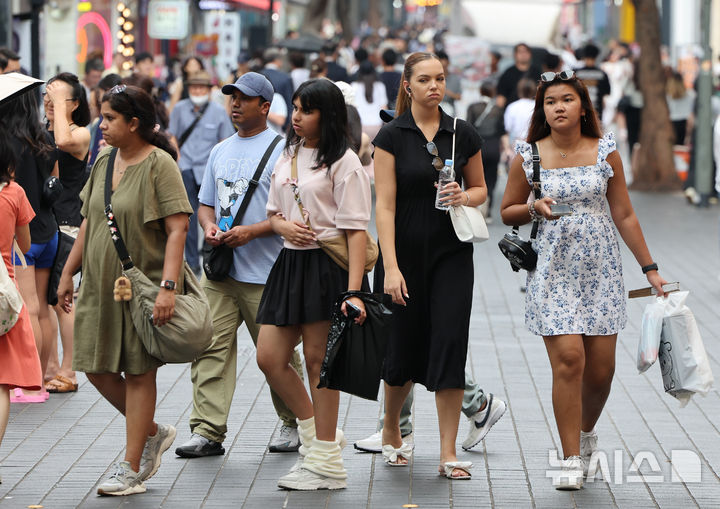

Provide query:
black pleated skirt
left=256, top=248, right=369, bottom=326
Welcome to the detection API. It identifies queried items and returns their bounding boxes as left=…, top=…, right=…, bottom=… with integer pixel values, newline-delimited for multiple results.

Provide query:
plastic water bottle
left=435, top=159, right=455, bottom=211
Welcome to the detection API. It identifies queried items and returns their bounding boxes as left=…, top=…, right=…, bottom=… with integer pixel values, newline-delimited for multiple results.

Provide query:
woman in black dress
left=373, top=52, right=487, bottom=479
left=44, top=72, right=91, bottom=394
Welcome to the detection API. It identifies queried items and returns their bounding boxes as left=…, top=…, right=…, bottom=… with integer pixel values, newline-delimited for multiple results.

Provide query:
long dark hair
left=0, top=89, right=53, bottom=156
left=47, top=72, right=91, bottom=127
left=395, top=52, right=441, bottom=116
left=181, top=56, right=204, bottom=81
left=122, top=73, right=169, bottom=129
left=358, top=61, right=376, bottom=103
left=102, top=85, right=178, bottom=160
left=526, top=76, right=602, bottom=143
left=285, top=78, right=349, bottom=170
left=0, top=136, right=15, bottom=185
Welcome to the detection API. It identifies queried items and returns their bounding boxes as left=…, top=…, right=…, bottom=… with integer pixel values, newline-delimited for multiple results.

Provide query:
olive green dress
left=73, top=147, right=192, bottom=375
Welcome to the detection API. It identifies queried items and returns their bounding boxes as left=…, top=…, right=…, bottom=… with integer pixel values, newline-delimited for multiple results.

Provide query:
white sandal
left=439, top=461, right=472, bottom=480
left=381, top=443, right=413, bottom=467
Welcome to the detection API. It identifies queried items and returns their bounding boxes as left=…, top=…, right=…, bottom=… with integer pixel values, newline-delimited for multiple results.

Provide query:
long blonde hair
left=394, top=52, right=441, bottom=117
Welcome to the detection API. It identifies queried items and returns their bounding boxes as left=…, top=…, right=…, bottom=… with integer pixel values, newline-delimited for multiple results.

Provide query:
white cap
left=333, top=80, right=356, bottom=107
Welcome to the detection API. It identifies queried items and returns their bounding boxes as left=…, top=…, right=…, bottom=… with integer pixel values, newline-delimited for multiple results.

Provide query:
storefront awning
left=229, top=0, right=281, bottom=11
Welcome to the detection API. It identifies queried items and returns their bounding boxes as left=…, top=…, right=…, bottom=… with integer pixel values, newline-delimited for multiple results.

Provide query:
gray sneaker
left=97, top=461, right=147, bottom=496
left=269, top=425, right=300, bottom=452
left=175, top=433, right=225, bottom=458
left=139, top=423, right=176, bottom=481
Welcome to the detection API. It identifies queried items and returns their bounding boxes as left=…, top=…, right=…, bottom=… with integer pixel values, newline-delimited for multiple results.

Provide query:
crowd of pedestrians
left=0, top=20, right=716, bottom=497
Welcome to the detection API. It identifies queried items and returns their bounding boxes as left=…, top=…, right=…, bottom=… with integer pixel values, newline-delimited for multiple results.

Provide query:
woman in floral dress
left=500, top=70, right=667, bottom=491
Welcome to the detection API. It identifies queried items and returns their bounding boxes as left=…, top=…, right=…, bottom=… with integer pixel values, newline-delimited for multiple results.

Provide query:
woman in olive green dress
left=57, top=85, right=193, bottom=497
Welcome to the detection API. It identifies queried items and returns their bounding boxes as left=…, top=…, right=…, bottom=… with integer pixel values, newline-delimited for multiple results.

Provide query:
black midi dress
left=372, top=108, right=482, bottom=391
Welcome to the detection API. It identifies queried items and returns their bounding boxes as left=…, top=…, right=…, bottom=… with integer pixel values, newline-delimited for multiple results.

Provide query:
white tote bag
left=449, top=205, right=489, bottom=242
left=656, top=291, right=714, bottom=407
left=448, top=118, right=489, bottom=243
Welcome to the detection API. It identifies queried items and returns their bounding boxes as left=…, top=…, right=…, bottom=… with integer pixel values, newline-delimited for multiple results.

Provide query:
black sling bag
left=202, top=135, right=282, bottom=281
left=498, top=142, right=541, bottom=272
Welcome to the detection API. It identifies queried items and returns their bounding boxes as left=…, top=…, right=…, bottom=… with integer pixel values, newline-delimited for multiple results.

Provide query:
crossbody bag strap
left=530, top=142, right=541, bottom=240
left=226, top=134, right=282, bottom=231
left=0, top=182, right=27, bottom=269
left=290, top=149, right=314, bottom=231
left=472, top=99, right=494, bottom=130
left=103, top=148, right=134, bottom=270
left=177, top=103, right=209, bottom=148
left=451, top=117, right=457, bottom=168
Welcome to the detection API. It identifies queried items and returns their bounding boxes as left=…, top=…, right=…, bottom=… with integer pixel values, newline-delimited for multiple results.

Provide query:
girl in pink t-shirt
left=256, top=79, right=372, bottom=491
left=0, top=138, right=44, bottom=455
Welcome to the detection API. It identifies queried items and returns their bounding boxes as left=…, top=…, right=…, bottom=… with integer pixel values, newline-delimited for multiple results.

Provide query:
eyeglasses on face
left=425, top=141, right=444, bottom=171
left=540, top=70, right=575, bottom=83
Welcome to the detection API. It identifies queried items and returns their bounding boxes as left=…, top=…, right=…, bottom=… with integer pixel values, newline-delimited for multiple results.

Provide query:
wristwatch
left=641, top=263, right=658, bottom=274
left=160, top=279, right=176, bottom=290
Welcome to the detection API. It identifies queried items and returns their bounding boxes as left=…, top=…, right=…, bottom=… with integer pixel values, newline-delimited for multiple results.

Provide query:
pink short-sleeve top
left=0, top=181, right=35, bottom=279
left=267, top=145, right=372, bottom=250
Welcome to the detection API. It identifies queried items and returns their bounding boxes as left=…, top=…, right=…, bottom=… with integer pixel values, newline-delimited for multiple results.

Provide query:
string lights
left=116, top=2, right=135, bottom=69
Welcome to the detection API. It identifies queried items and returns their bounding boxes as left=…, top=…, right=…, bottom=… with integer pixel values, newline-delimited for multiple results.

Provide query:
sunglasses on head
left=109, top=84, right=127, bottom=95
left=425, top=142, right=444, bottom=171
left=540, top=70, right=575, bottom=83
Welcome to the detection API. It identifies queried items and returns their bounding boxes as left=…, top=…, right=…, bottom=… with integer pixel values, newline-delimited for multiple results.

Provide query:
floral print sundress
left=515, top=132, right=627, bottom=336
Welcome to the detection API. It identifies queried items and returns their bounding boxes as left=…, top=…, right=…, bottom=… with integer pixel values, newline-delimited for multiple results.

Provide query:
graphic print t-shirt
left=198, top=129, right=284, bottom=284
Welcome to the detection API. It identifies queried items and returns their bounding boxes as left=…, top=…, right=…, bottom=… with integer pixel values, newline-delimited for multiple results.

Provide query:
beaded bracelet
left=528, top=201, right=540, bottom=221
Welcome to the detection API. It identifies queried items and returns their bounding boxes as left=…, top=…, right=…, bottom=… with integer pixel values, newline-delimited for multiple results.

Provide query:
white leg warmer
left=296, top=416, right=315, bottom=457
left=302, top=438, right=347, bottom=480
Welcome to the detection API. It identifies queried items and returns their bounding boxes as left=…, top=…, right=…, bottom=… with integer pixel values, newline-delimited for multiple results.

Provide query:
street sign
left=148, top=0, right=189, bottom=40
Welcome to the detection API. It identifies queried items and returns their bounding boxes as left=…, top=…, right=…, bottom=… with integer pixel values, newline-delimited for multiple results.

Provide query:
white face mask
left=190, top=94, right=210, bottom=107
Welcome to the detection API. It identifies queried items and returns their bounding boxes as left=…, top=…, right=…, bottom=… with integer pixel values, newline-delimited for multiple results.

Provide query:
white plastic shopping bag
left=656, top=291, right=714, bottom=407
left=637, top=299, right=664, bottom=373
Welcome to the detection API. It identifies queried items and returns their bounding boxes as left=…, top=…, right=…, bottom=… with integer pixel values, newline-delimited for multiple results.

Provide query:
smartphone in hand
left=550, top=203, right=572, bottom=216
left=345, top=300, right=362, bottom=320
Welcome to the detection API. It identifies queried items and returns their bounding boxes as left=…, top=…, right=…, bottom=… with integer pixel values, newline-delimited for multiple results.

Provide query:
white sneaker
left=462, top=394, right=506, bottom=450
left=580, top=429, right=598, bottom=477
left=97, top=461, right=147, bottom=496
left=554, top=456, right=584, bottom=490
left=139, top=423, right=176, bottom=481
left=277, top=467, right=347, bottom=490
left=353, top=431, right=413, bottom=453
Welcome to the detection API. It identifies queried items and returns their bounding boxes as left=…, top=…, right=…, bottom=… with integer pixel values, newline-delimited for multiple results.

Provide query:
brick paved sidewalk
left=1, top=191, right=719, bottom=509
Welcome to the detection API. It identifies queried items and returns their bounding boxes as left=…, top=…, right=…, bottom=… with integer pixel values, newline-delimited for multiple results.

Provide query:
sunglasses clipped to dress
left=540, top=70, right=575, bottom=83
left=426, top=141, right=444, bottom=171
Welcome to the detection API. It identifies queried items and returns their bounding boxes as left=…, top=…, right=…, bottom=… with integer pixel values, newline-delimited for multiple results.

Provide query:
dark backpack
left=472, top=100, right=503, bottom=140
